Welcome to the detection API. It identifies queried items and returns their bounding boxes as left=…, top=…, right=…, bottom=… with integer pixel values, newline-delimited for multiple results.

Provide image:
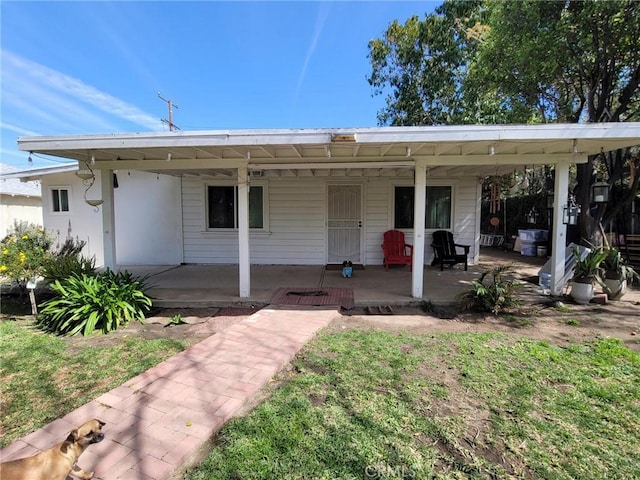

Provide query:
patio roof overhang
left=15, top=123, right=640, bottom=179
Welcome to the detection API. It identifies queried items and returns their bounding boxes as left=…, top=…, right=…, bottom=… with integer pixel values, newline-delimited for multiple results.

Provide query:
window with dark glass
left=207, top=185, right=264, bottom=229
left=51, top=188, right=70, bottom=212
left=393, top=185, right=452, bottom=229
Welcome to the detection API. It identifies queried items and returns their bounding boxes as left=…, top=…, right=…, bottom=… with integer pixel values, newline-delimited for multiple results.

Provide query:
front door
left=327, top=184, right=363, bottom=264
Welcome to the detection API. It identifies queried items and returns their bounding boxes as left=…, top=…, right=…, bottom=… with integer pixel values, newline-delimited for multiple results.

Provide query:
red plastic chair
left=381, top=230, right=413, bottom=271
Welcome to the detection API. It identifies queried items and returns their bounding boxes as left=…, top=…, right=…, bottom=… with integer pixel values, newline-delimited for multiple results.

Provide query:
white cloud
left=1, top=50, right=162, bottom=132
left=0, top=122, right=40, bottom=137
left=295, top=3, right=332, bottom=102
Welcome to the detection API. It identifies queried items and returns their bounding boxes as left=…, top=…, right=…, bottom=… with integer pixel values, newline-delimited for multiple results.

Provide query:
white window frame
left=391, top=180, right=456, bottom=231
left=204, top=180, right=269, bottom=232
left=49, top=186, right=72, bottom=215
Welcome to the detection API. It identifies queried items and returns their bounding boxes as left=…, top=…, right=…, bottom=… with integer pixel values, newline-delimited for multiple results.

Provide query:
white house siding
left=41, top=171, right=182, bottom=267
left=114, top=171, right=183, bottom=265
left=41, top=172, right=105, bottom=265
left=1, top=195, right=42, bottom=238
left=182, top=173, right=480, bottom=266
left=364, top=176, right=393, bottom=265
left=451, top=175, right=478, bottom=258
left=363, top=174, right=479, bottom=266
left=182, top=177, right=326, bottom=264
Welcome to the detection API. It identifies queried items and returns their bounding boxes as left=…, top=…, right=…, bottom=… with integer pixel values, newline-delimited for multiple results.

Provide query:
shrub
left=0, top=221, right=54, bottom=289
left=38, top=270, right=152, bottom=336
left=458, top=264, right=523, bottom=314
left=42, top=238, right=96, bottom=283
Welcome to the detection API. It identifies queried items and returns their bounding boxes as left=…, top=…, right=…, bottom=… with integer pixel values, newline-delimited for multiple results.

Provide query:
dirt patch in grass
left=0, top=295, right=263, bottom=352
left=339, top=296, right=640, bottom=352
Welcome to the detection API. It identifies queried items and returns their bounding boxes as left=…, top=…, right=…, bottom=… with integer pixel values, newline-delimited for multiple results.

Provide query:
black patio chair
left=431, top=230, right=470, bottom=271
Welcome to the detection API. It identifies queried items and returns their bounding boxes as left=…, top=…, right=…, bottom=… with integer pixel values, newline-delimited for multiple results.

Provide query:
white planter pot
left=604, top=278, right=627, bottom=300
left=571, top=282, right=594, bottom=305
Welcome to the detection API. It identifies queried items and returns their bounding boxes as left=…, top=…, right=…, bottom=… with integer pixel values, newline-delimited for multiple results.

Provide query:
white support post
left=237, top=164, right=250, bottom=298
left=551, top=161, right=571, bottom=295
left=412, top=160, right=427, bottom=298
left=100, top=169, right=117, bottom=270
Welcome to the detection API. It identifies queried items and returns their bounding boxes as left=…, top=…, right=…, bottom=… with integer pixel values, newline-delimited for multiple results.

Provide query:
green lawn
left=0, top=319, right=186, bottom=448
left=183, top=329, right=640, bottom=480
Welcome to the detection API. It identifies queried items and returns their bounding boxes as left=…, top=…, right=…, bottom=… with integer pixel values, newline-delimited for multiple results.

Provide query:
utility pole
left=158, top=93, right=180, bottom=131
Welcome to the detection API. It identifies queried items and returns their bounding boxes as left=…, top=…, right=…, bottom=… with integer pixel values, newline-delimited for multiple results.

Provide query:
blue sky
left=1, top=1, right=436, bottom=169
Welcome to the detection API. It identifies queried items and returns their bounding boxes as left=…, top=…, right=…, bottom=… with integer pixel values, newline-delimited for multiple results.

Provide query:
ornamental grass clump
left=458, top=264, right=523, bottom=314
left=42, top=237, right=96, bottom=283
left=38, top=270, right=152, bottom=336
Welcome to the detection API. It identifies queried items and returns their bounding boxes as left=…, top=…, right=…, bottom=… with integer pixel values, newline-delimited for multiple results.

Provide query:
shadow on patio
left=131, top=248, right=549, bottom=309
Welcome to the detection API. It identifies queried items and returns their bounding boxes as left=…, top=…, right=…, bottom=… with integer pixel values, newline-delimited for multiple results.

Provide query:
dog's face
left=66, top=419, right=105, bottom=449
left=1, top=419, right=106, bottom=480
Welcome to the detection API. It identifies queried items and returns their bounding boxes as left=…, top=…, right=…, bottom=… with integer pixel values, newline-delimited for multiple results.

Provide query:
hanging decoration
left=488, top=176, right=501, bottom=228
left=562, top=194, right=581, bottom=225
left=75, top=160, right=103, bottom=211
left=490, top=176, right=501, bottom=215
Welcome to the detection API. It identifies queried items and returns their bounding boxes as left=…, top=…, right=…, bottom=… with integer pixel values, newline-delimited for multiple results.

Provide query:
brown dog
left=0, top=419, right=105, bottom=480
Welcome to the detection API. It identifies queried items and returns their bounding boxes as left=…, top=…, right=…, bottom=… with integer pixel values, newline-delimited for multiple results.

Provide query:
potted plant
left=570, top=246, right=607, bottom=305
left=602, top=247, right=639, bottom=299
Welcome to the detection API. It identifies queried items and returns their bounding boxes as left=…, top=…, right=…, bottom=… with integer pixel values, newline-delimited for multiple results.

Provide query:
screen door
left=327, top=184, right=363, bottom=264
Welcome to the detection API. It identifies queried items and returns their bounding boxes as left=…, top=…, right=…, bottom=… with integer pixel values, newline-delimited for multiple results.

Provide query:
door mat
left=270, top=287, right=354, bottom=309
left=325, top=264, right=365, bottom=271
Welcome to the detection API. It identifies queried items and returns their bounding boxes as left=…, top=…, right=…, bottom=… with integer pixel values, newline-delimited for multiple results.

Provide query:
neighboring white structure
left=0, top=164, right=42, bottom=237
left=6, top=123, right=640, bottom=298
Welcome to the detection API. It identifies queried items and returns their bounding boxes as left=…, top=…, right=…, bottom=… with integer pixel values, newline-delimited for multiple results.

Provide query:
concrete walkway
left=0, top=306, right=339, bottom=480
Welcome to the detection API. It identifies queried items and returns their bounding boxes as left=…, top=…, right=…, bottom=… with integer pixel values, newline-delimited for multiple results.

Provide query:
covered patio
left=12, top=122, right=640, bottom=301
left=134, top=248, right=549, bottom=308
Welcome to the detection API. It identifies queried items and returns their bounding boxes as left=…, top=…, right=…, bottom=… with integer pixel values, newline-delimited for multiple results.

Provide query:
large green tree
left=368, top=0, right=640, bottom=244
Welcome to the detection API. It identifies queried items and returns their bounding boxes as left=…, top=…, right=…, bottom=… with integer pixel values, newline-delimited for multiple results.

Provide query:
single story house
left=5, top=123, right=640, bottom=299
left=0, top=164, right=42, bottom=238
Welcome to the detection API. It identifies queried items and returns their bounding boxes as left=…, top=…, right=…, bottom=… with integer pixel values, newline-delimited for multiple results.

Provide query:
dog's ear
left=60, top=431, right=76, bottom=453
left=97, top=419, right=106, bottom=427
left=69, top=428, right=81, bottom=442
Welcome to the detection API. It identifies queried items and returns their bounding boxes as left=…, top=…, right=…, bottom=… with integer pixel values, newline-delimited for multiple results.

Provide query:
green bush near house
left=42, top=237, right=96, bottom=283
left=37, top=270, right=152, bottom=336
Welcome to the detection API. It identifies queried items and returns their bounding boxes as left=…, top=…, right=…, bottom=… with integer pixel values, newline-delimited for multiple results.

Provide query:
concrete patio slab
left=137, top=249, right=550, bottom=308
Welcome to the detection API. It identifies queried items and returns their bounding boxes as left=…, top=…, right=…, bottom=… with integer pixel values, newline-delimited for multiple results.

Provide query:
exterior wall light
left=591, top=180, right=610, bottom=204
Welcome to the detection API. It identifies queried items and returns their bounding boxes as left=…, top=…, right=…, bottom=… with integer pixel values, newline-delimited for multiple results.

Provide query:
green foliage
left=368, top=0, right=640, bottom=245
left=420, top=299, right=435, bottom=313
left=472, top=0, right=640, bottom=124
left=38, top=270, right=152, bottom=336
left=42, top=237, right=96, bottom=283
left=458, top=264, right=522, bottom=314
left=368, top=1, right=490, bottom=126
left=0, top=221, right=54, bottom=288
left=166, top=314, right=186, bottom=327
left=572, top=246, right=607, bottom=284
left=369, top=0, right=640, bottom=126
left=603, top=247, right=639, bottom=282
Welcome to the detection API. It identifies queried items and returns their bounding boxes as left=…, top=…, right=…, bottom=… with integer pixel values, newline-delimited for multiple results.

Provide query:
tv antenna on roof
left=158, top=93, right=180, bottom=131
